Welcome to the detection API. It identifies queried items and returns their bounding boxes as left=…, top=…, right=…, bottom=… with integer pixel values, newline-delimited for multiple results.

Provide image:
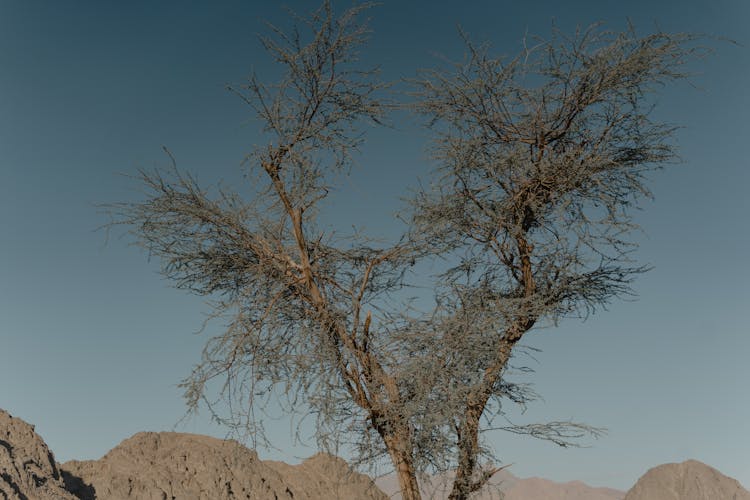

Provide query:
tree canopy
left=107, top=3, right=706, bottom=499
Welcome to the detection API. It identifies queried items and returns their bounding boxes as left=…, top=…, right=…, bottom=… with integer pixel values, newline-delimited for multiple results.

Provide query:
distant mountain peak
left=375, top=469, right=626, bottom=500
left=624, top=459, right=750, bottom=500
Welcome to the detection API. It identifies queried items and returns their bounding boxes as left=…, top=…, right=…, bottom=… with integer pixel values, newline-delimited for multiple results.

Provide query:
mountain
left=62, top=431, right=386, bottom=500
left=503, top=477, right=624, bottom=500
left=1, top=408, right=385, bottom=500
left=4, top=408, right=747, bottom=500
left=623, top=459, right=750, bottom=500
left=0, top=409, right=78, bottom=499
left=374, top=470, right=625, bottom=500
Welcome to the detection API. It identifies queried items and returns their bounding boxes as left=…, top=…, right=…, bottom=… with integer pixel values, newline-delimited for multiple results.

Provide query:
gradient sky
left=2, top=0, right=748, bottom=491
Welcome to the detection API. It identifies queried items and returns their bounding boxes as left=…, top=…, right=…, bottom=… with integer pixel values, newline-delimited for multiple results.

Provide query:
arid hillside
left=623, top=459, right=750, bottom=500
left=0, top=409, right=77, bottom=499
left=3, top=408, right=747, bottom=500
left=1, top=409, right=385, bottom=500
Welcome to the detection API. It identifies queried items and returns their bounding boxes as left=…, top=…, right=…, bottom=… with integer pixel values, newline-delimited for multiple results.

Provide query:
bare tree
left=408, top=24, right=704, bottom=499
left=106, top=3, right=705, bottom=499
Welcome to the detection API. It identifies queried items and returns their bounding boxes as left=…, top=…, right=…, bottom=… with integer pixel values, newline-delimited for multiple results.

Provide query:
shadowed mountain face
left=623, top=459, right=750, bottom=500
left=0, top=409, right=78, bottom=500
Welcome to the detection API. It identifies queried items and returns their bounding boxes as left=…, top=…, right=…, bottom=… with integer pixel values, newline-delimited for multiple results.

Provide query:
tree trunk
left=448, top=334, right=526, bottom=500
left=383, top=432, right=421, bottom=500
left=447, top=410, right=481, bottom=500
left=394, top=453, right=421, bottom=500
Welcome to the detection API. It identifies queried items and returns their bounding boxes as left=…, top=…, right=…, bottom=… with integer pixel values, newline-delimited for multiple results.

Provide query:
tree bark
left=448, top=408, right=481, bottom=500
left=448, top=319, right=534, bottom=499
left=385, top=434, right=421, bottom=500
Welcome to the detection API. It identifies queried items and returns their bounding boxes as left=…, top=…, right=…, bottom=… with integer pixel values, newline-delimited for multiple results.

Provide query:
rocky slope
left=62, top=431, right=386, bottom=500
left=3, top=408, right=748, bottom=500
left=0, top=409, right=78, bottom=500
left=0, top=408, right=385, bottom=500
left=623, top=459, right=750, bottom=500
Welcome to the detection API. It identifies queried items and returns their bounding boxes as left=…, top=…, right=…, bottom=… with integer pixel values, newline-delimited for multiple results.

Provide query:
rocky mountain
left=376, top=460, right=750, bottom=500
left=62, top=431, right=386, bottom=500
left=0, top=409, right=77, bottom=499
left=0, top=408, right=385, bottom=500
left=3, top=408, right=748, bottom=500
left=623, top=459, right=750, bottom=500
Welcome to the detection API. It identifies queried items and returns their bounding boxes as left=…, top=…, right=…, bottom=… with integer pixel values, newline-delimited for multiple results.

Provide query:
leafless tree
left=106, top=3, right=705, bottom=499
left=408, top=24, right=705, bottom=499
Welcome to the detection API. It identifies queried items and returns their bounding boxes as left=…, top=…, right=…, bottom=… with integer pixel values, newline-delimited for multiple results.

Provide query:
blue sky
left=1, top=0, right=748, bottom=491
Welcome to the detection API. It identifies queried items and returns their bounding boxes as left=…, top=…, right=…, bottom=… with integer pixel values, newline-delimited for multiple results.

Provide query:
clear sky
left=1, top=0, right=748, bottom=491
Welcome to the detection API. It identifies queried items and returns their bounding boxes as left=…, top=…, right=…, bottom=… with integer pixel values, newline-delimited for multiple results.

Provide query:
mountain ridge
left=2, top=408, right=746, bottom=499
